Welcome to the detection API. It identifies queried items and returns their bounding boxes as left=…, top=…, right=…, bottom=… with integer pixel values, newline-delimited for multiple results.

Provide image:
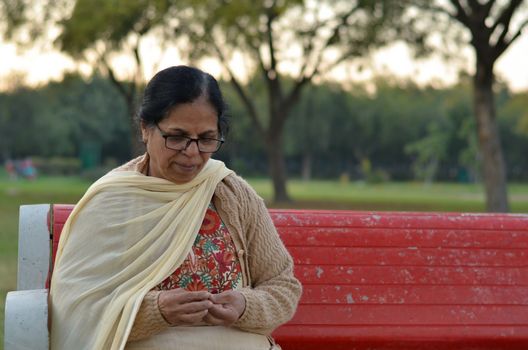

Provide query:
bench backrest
left=37, top=205, right=528, bottom=348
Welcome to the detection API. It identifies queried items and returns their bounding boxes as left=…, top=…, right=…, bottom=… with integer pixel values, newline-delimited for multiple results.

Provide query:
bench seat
left=5, top=204, right=528, bottom=349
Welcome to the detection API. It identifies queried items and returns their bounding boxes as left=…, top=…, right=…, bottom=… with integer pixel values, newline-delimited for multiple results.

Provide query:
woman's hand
left=157, top=288, right=213, bottom=326
left=203, top=290, right=246, bottom=326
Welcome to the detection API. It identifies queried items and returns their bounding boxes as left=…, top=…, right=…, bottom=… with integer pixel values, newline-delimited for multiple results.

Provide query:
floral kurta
left=155, top=203, right=243, bottom=293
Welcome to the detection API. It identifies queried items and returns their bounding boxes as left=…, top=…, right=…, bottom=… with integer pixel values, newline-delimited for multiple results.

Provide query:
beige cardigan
left=116, top=156, right=302, bottom=341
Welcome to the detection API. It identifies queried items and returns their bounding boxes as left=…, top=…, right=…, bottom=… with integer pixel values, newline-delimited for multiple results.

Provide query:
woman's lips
left=174, top=162, right=197, bottom=172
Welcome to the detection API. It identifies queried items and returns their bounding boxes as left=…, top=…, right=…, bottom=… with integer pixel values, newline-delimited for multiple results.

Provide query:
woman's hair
left=138, top=65, right=229, bottom=137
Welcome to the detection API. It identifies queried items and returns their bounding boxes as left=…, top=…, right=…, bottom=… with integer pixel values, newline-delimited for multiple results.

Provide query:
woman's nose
left=181, top=139, right=200, bottom=155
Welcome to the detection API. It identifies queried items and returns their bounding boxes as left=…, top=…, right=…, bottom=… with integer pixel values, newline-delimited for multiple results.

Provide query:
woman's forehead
left=160, top=102, right=218, bottom=133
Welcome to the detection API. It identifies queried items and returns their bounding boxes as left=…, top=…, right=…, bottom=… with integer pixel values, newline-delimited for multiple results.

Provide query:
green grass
left=253, top=179, right=528, bottom=212
left=1, top=175, right=528, bottom=344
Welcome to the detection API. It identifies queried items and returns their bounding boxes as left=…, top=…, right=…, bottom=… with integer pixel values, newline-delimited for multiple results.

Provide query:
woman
left=50, top=65, right=302, bottom=350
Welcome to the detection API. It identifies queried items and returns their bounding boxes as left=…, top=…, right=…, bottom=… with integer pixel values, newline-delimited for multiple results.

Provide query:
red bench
left=5, top=204, right=528, bottom=349
left=49, top=204, right=528, bottom=349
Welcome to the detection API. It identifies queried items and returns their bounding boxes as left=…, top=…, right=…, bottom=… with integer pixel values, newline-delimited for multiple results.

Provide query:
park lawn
left=251, top=178, right=528, bottom=212
left=1, top=175, right=528, bottom=344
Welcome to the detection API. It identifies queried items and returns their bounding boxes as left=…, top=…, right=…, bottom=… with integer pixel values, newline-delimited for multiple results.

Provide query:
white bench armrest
left=18, top=204, right=51, bottom=290
left=4, top=289, right=49, bottom=350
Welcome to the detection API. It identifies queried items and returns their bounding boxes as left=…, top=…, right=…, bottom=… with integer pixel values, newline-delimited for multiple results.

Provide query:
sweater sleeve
left=127, top=290, right=170, bottom=342
left=230, top=180, right=302, bottom=334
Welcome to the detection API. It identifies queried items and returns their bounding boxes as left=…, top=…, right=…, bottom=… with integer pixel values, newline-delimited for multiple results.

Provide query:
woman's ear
left=140, top=121, right=149, bottom=144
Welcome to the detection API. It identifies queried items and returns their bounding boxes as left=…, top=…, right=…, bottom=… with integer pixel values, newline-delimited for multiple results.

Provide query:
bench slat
left=300, top=285, right=528, bottom=304
left=296, top=265, right=528, bottom=285
left=279, top=227, right=528, bottom=248
left=270, top=210, right=528, bottom=230
left=289, top=246, right=528, bottom=266
left=291, top=305, right=528, bottom=325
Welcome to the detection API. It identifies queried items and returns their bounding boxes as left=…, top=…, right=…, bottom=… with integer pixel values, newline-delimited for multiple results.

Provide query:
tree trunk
left=266, top=132, right=291, bottom=203
left=106, top=65, right=144, bottom=158
left=473, top=61, right=509, bottom=212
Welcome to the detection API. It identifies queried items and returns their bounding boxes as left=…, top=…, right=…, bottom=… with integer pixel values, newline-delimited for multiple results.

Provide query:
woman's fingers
left=179, top=308, right=210, bottom=324
left=158, top=288, right=212, bottom=326
left=206, top=303, right=237, bottom=323
left=202, top=311, right=224, bottom=325
left=157, top=288, right=246, bottom=326
left=204, top=290, right=246, bottom=326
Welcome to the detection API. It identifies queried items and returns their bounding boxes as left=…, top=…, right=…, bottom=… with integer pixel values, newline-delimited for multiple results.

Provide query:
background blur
left=1, top=0, right=528, bottom=344
left=1, top=0, right=528, bottom=203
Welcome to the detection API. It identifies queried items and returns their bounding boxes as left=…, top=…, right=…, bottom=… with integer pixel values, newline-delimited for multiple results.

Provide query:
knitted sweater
left=116, top=156, right=302, bottom=342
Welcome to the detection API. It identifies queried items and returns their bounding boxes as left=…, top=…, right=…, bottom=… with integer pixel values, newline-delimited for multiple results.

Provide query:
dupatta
left=50, top=159, right=232, bottom=350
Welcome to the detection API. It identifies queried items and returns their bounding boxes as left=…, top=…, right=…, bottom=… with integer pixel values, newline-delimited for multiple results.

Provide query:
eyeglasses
left=155, top=124, right=224, bottom=153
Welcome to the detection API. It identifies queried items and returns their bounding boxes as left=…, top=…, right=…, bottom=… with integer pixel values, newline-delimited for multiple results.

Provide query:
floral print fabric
left=155, top=203, right=242, bottom=293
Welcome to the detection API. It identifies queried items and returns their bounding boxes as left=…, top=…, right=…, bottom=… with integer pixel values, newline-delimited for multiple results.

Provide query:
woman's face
left=141, top=97, right=219, bottom=184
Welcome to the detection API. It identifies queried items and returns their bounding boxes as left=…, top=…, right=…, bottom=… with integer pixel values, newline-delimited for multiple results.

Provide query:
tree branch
left=482, top=0, right=497, bottom=18
left=467, top=0, right=482, bottom=13
left=411, top=1, right=458, bottom=21
left=448, top=0, right=471, bottom=26
left=209, top=34, right=266, bottom=138
left=295, top=5, right=329, bottom=83
left=282, top=76, right=310, bottom=120
left=284, top=3, right=378, bottom=115
left=265, top=4, right=278, bottom=73
left=493, top=16, right=528, bottom=59
left=300, top=3, right=362, bottom=84
left=102, top=55, right=133, bottom=106
left=261, top=4, right=284, bottom=118
left=315, top=46, right=365, bottom=81
left=131, top=33, right=143, bottom=99
left=490, top=0, right=523, bottom=40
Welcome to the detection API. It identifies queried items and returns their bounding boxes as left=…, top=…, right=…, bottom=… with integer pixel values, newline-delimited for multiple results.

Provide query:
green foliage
left=500, top=91, right=528, bottom=136
left=284, top=83, right=337, bottom=154
left=403, top=83, right=476, bottom=183
left=0, top=0, right=26, bottom=37
left=2, top=72, right=528, bottom=182
left=405, top=121, right=451, bottom=182
left=58, top=0, right=173, bottom=55
left=0, top=73, right=130, bottom=164
left=497, top=90, right=528, bottom=180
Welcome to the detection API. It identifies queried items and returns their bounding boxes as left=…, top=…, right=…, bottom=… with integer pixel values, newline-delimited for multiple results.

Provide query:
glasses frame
left=155, top=124, right=224, bottom=153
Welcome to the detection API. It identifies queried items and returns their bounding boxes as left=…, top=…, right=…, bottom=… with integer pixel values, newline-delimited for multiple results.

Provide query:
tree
left=181, top=0, right=413, bottom=202
left=2, top=0, right=182, bottom=157
left=59, top=0, right=184, bottom=156
left=3, top=1, right=419, bottom=202
left=0, top=73, right=130, bottom=163
left=411, top=0, right=528, bottom=212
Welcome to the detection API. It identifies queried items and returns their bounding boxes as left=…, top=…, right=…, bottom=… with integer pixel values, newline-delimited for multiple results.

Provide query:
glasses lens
left=166, top=136, right=190, bottom=150
left=198, top=139, right=221, bottom=152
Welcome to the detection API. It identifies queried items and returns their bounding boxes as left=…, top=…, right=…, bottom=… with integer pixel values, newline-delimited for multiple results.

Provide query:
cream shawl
left=50, top=159, right=233, bottom=350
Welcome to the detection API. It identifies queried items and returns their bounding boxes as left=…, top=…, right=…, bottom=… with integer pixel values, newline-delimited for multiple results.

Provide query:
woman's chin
left=168, top=164, right=200, bottom=183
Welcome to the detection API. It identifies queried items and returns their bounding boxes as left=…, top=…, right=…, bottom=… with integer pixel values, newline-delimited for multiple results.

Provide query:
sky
left=1, top=32, right=527, bottom=92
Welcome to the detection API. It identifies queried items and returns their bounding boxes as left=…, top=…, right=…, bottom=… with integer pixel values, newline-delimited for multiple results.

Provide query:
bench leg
left=4, top=289, right=49, bottom=350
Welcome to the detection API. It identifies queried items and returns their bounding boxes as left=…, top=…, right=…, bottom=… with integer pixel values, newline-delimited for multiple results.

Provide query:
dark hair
left=138, top=65, right=229, bottom=137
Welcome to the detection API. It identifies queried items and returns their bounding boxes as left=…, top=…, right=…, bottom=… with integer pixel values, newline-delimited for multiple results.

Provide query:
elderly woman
left=49, top=66, right=302, bottom=350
